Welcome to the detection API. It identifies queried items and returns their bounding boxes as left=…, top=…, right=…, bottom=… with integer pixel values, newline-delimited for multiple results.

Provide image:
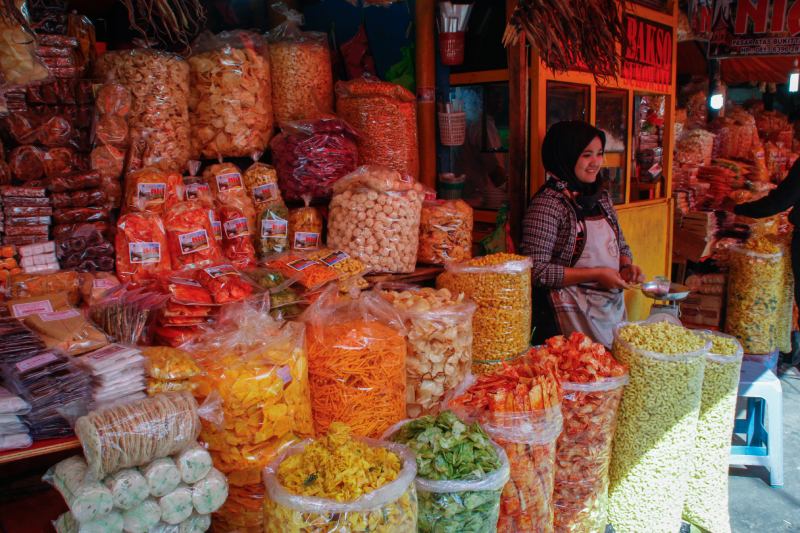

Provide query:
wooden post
left=506, top=0, right=528, bottom=243
left=415, top=0, right=437, bottom=189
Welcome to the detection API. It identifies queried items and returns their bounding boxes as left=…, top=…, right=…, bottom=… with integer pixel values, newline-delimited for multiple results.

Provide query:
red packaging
left=95, top=115, right=129, bottom=147
left=90, top=145, right=125, bottom=179
left=38, top=116, right=74, bottom=147
left=43, top=147, right=77, bottom=179
left=53, top=206, right=109, bottom=224
left=115, top=212, right=171, bottom=283
left=53, top=222, right=111, bottom=240
left=47, top=170, right=101, bottom=193
left=1, top=186, right=47, bottom=198
left=7, top=216, right=51, bottom=226
left=8, top=146, right=45, bottom=181
left=0, top=162, right=11, bottom=185
left=51, top=189, right=107, bottom=208
left=4, top=235, right=48, bottom=245
left=153, top=325, right=203, bottom=347
left=218, top=203, right=256, bottom=269
left=5, top=225, right=48, bottom=236
left=95, top=83, right=132, bottom=116
left=4, top=206, right=53, bottom=216
left=196, top=263, right=255, bottom=304
left=202, top=162, right=250, bottom=206
left=124, top=167, right=182, bottom=214
left=163, top=201, right=223, bottom=270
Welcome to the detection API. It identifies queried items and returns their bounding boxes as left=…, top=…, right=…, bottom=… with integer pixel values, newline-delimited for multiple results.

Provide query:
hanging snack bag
left=116, top=212, right=171, bottom=283
left=124, top=167, right=183, bottom=215
left=219, top=202, right=257, bottom=269
left=163, top=201, right=223, bottom=270
left=188, top=30, right=274, bottom=158
left=266, top=3, right=334, bottom=123
left=203, top=162, right=257, bottom=230
left=257, top=202, right=290, bottom=259
left=418, top=199, right=473, bottom=265
left=243, top=158, right=280, bottom=210
left=288, top=197, right=322, bottom=252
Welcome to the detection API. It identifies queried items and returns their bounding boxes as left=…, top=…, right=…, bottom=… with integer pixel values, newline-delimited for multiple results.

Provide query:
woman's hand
left=620, top=263, right=645, bottom=284
left=594, top=267, right=630, bottom=290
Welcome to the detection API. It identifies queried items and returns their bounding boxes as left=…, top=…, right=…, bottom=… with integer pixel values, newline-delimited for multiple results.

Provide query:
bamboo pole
left=415, top=0, right=436, bottom=189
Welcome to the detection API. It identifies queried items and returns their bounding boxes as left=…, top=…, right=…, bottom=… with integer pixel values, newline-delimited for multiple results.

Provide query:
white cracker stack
left=18, top=240, right=59, bottom=273
left=76, top=344, right=147, bottom=410
left=0, top=385, right=32, bottom=451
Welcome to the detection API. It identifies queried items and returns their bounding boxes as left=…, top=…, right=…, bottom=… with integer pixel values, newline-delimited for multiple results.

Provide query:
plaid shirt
left=520, top=178, right=632, bottom=288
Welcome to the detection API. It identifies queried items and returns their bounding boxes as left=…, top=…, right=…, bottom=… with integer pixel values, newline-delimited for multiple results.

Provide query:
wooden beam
left=506, top=0, right=528, bottom=244
left=415, top=0, right=437, bottom=189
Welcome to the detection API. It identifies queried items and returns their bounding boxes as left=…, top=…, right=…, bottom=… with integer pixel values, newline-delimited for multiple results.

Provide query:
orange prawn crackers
left=186, top=307, right=313, bottom=487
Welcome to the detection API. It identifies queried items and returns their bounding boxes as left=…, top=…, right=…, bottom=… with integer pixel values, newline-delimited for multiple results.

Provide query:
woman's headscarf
left=541, top=121, right=607, bottom=210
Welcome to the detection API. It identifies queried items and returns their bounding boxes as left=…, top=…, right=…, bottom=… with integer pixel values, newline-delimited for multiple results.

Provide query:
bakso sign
left=622, top=15, right=673, bottom=91
left=693, top=0, right=800, bottom=57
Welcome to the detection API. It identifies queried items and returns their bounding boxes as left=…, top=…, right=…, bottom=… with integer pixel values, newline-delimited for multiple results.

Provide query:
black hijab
left=542, top=121, right=607, bottom=213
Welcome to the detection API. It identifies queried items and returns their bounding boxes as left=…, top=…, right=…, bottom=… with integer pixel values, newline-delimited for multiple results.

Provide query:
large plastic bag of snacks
left=302, top=287, right=407, bottom=438
left=163, top=200, right=223, bottom=270
left=608, top=318, right=709, bottom=533
left=530, top=333, right=628, bottom=533
left=94, top=49, right=190, bottom=172
left=336, top=77, right=419, bottom=179
left=257, top=202, right=290, bottom=258
left=74, top=392, right=202, bottom=479
left=769, top=233, right=794, bottom=354
left=0, top=13, right=50, bottom=88
left=266, top=3, right=334, bottom=123
left=288, top=198, right=322, bottom=251
left=418, top=199, right=473, bottom=265
left=243, top=160, right=279, bottom=210
left=262, top=422, right=418, bottom=532
left=307, top=248, right=369, bottom=293
left=724, top=239, right=782, bottom=354
left=115, top=212, right=171, bottom=282
left=271, top=117, right=359, bottom=201
left=188, top=30, right=274, bottom=158
left=450, top=359, right=562, bottom=532
left=215, top=483, right=263, bottom=532
left=202, top=162, right=257, bottom=230
left=380, top=287, right=475, bottom=418
left=123, top=168, right=182, bottom=215
left=387, top=412, right=509, bottom=533
left=683, top=331, right=743, bottom=533
left=437, top=253, right=532, bottom=366
left=327, top=165, right=424, bottom=274
left=183, top=302, right=313, bottom=487
left=218, top=202, right=257, bottom=268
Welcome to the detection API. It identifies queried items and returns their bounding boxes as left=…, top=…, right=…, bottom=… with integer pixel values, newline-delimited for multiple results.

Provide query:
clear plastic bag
left=22, top=307, right=109, bottom=356
left=0, top=13, right=50, bottom=88
left=437, top=253, right=532, bottom=363
left=770, top=234, right=793, bottom=354
left=56, top=225, right=115, bottom=272
left=270, top=118, right=359, bottom=201
left=44, top=455, right=115, bottom=523
left=262, top=436, right=418, bottom=532
left=335, top=77, right=419, bottom=178
left=218, top=203, right=257, bottom=269
left=243, top=160, right=280, bottom=210
left=124, top=168, right=183, bottom=215
left=74, top=391, right=202, bottom=479
left=188, top=31, right=274, bottom=158
left=266, top=3, right=334, bottom=123
left=115, top=212, right=172, bottom=283
left=380, top=287, right=475, bottom=417
left=683, top=331, right=743, bottom=533
left=163, top=201, right=224, bottom=270
left=327, top=165, right=424, bottom=273
left=256, top=202, right=289, bottom=258
left=288, top=199, right=322, bottom=251
left=302, top=287, right=407, bottom=438
left=724, top=245, right=782, bottom=354
left=0, top=385, right=31, bottom=415
left=418, top=199, right=473, bottom=265
left=183, top=303, right=313, bottom=487
left=608, top=318, right=709, bottom=533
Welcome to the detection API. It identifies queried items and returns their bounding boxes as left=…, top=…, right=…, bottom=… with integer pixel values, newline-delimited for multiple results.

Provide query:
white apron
left=550, top=217, right=627, bottom=348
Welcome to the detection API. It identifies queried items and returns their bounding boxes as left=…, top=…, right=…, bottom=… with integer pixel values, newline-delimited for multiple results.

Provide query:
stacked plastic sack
left=0, top=385, right=32, bottom=451
left=48, top=392, right=228, bottom=533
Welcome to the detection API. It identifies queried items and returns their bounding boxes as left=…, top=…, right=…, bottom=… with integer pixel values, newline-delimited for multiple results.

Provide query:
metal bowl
left=641, top=282, right=690, bottom=301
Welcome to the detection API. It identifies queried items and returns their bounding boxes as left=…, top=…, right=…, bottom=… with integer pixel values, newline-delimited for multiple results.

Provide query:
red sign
left=622, top=15, right=673, bottom=91
left=699, top=0, right=800, bottom=57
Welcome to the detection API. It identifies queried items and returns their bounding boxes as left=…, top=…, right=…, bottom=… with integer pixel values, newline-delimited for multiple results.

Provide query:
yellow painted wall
left=617, top=200, right=672, bottom=321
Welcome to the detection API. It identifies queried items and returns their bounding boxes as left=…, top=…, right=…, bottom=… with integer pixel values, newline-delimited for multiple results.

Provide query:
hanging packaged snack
left=302, top=288, right=407, bottom=438
left=0, top=14, right=49, bottom=86
left=327, top=166, right=424, bottom=273
left=51, top=189, right=107, bottom=209
left=8, top=145, right=45, bottom=181
left=182, top=161, right=213, bottom=206
left=124, top=168, right=183, bottom=215
left=608, top=319, right=709, bottom=533
left=266, top=3, right=334, bottom=123
left=381, top=287, right=475, bottom=418
left=46, top=170, right=101, bottom=193
left=437, top=253, right=532, bottom=365
left=188, top=31, right=274, bottom=158
left=418, top=199, right=473, bottom=265
left=288, top=198, right=322, bottom=251
left=387, top=412, right=509, bottom=533
left=242, top=159, right=280, bottom=210
left=115, top=212, right=171, bottom=283
left=94, top=49, right=191, bottom=172
left=164, top=201, right=224, bottom=270
left=56, top=225, right=115, bottom=272
left=219, top=202, right=257, bottom=269
left=203, top=162, right=245, bottom=203
left=267, top=254, right=338, bottom=291
left=184, top=303, right=313, bottom=487
left=263, top=423, right=418, bottom=532
left=91, top=145, right=125, bottom=181
left=270, top=118, right=359, bottom=201
left=95, top=83, right=132, bottom=117
left=336, top=78, right=419, bottom=178
left=195, top=263, right=256, bottom=304
left=256, top=202, right=290, bottom=259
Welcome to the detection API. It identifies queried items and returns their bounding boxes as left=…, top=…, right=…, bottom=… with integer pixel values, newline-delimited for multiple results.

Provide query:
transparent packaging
left=437, top=253, right=532, bottom=362
left=124, top=168, right=183, bottom=215
left=327, top=165, right=424, bottom=273
left=418, top=199, right=473, bottom=265
left=163, top=201, right=224, bottom=270
left=115, top=212, right=171, bottom=283
left=288, top=200, right=322, bottom=251
left=242, top=160, right=279, bottom=210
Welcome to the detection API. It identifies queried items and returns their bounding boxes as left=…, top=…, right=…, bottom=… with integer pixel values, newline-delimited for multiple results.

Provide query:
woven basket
left=438, top=111, right=466, bottom=146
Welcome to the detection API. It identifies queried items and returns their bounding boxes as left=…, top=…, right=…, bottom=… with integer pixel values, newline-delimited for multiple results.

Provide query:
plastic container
left=437, top=111, right=466, bottom=146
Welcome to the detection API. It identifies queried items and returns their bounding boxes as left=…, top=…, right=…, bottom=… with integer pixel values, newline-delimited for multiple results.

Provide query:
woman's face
left=574, top=136, right=604, bottom=183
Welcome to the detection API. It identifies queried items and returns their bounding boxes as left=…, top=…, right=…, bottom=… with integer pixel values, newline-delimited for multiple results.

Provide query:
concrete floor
left=728, top=364, right=800, bottom=533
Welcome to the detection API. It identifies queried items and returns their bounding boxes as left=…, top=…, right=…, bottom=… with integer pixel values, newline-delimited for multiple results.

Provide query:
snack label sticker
left=320, top=250, right=350, bottom=266
left=38, top=309, right=81, bottom=321
left=129, top=242, right=161, bottom=264
left=207, top=210, right=223, bottom=240
left=178, top=229, right=210, bottom=255
left=287, top=258, right=316, bottom=271
left=223, top=217, right=249, bottom=239
left=137, top=182, right=166, bottom=203
left=293, top=232, right=320, bottom=250
left=261, top=218, right=288, bottom=239
left=11, top=300, right=53, bottom=317
left=93, top=278, right=118, bottom=289
left=15, top=352, right=59, bottom=373
left=203, top=264, right=236, bottom=278
left=215, top=172, right=243, bottom=192
left=185, top=182, right=210, bottom=200
left=252, top=183, right=277, bottom=203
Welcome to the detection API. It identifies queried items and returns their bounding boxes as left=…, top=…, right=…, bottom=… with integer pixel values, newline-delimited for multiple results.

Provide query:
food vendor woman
left=521, top=121, right=644, bottom=347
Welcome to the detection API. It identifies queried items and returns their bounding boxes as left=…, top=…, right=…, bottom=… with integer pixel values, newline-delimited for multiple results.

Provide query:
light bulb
left=709, top=93, right=724, bottom=110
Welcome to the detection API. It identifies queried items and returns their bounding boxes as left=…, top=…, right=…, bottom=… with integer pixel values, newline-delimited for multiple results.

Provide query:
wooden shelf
left=0, top=437, right=80, bottom=466
left=365, top=266, right=443, bottom=286
left=449, top=69, right=509, bottom=86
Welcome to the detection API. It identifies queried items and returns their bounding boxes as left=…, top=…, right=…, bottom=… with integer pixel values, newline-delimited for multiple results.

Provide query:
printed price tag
left=178, top=229, right=210, bottom=255
left=128, top=242, right=161, bottom=264
left=223, top=217, right=250, bottom=239
left=137, top=182, right=166, bottom=203
left=215, top=172, right=243, bottom=192
left=293, top=232, right=320, bottom=250
left=261, top=218, right=288, bottom=239
left=11, top=300, right=53, bottom=317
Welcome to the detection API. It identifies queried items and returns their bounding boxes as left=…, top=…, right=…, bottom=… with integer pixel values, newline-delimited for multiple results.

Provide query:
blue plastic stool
left=729, top=360, right=783, bottom=486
